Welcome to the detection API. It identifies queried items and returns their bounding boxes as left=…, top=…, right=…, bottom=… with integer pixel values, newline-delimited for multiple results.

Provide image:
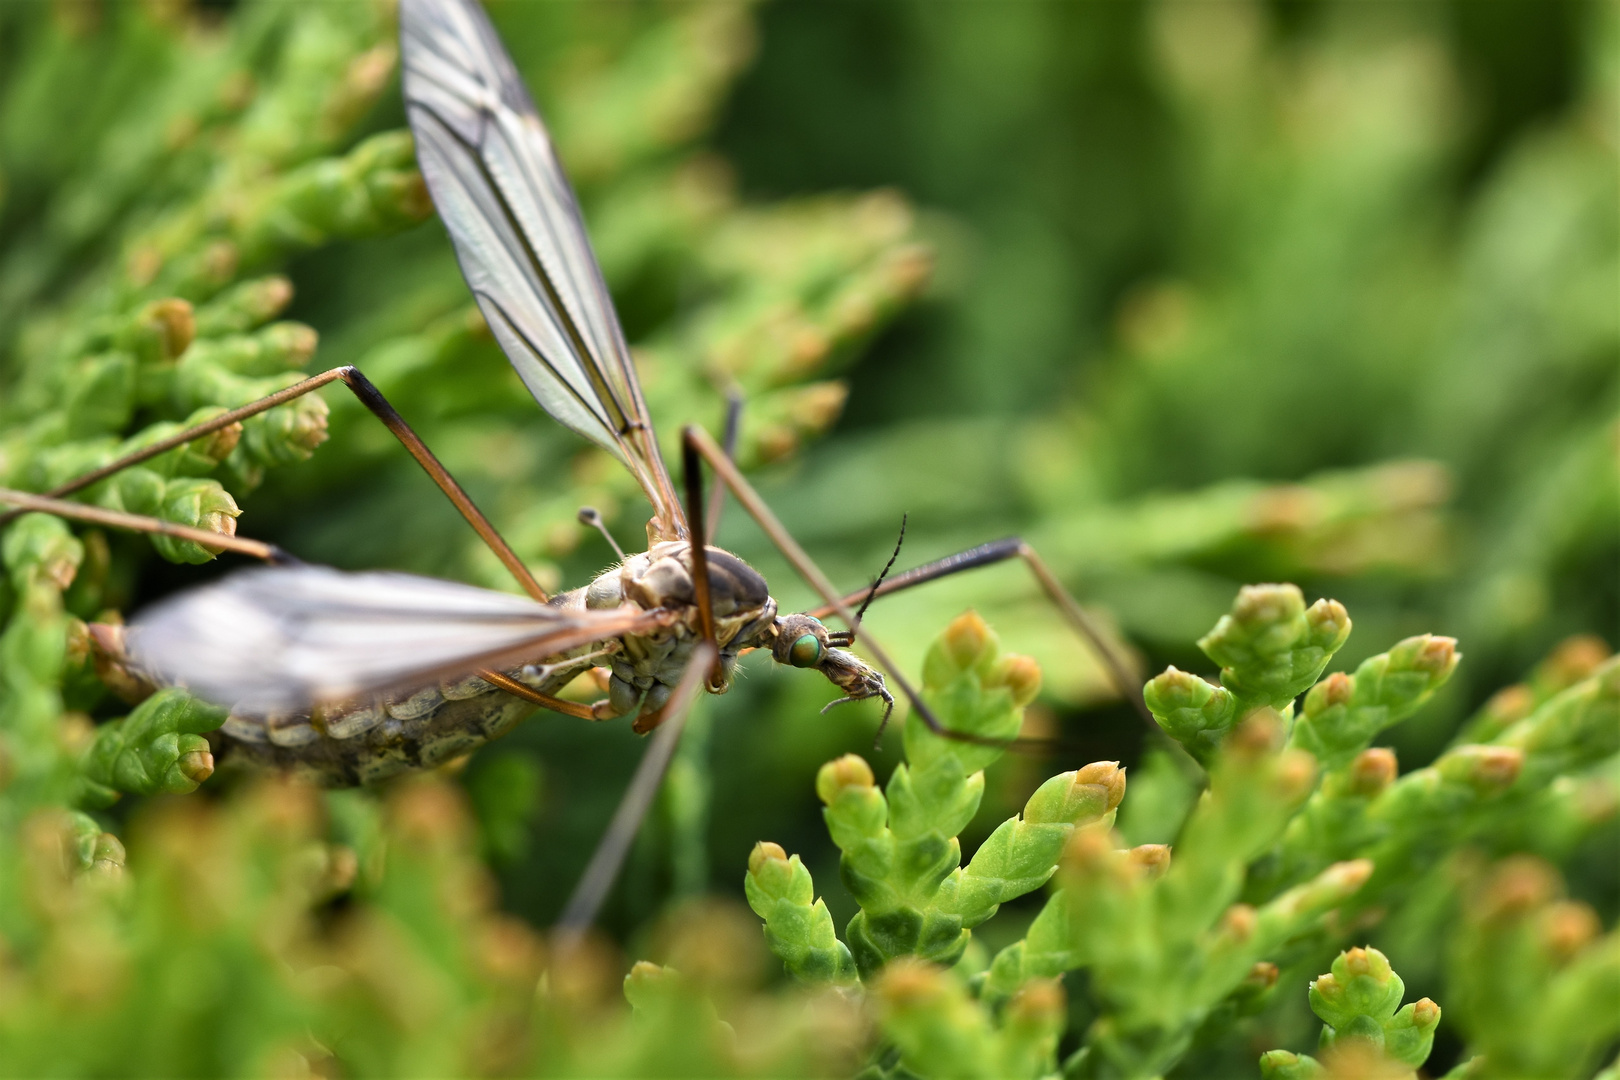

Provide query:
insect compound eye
left=788, top=632, right=823, bottom=668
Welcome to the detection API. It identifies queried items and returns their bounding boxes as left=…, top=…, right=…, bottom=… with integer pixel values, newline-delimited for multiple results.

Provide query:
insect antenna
left=827, top=513, right=906, bottom=649
left=577, top=506, right=626, bottom=561
left=681, top=425, right=1171, bottom=761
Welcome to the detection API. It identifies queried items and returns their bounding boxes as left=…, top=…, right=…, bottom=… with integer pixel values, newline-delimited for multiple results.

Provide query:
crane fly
left=0, top=0, right=1148, bottom=932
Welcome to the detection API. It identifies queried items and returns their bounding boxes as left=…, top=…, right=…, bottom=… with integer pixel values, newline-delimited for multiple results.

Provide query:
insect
left=0, top=0, right=1146, bottom=932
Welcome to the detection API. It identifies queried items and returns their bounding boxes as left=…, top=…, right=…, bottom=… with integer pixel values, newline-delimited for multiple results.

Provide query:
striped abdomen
left=218, top=654, right=602, bottom=786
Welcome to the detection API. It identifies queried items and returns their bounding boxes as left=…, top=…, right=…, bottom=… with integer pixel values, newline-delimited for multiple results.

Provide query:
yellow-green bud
left=177, top=749, right=215, bottom=786
left=1539, top=900, right=1600, bottom=962
left=1246, top=961, right=1280, bottom=990
left=876, top=957, right=947, bottom=1008
left=1076, top=760, right=1128, bottom=812
left=121, top=298, right=195, bottom=363
left=1271, top=749, right=1319, bottom=804
left=1306, top=671, right=1354, bottom=712
left=992, top=653, right=1043, bottom=707
left=943, top=611, right=991, bottom=671
left=1006, top=976, right=1066, bottom=1028
left=1230, top=709, right=1286, bottom=758
left=1533, top=634, right=1610, bottom=695
left=1232, top=583, right=1305, bottom=630
left=748, top=840, right=788, bottom=877
left=1346, top=747, right=1398, bottom=795
left=260, top=321, right=319, bottom=369
left=816, top=754, right=875, bottom=806
left=1061, top=825, right=1121, bottom=878
left=1126, top=843, right=1171, bottom=878
left=1220, top=904, right=1257, bottom=943
left=1305, top=598, right=1351, bottom=650
left=1437, top=744, right=1522, bottom=793
left=1411, top=635, right=1459, bottom=676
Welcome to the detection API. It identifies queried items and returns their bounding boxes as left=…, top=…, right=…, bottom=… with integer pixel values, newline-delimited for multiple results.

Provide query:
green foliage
left=0, top=1, right=1614, bottom=1078
left=75, top=687, right=226, bottom=807
left=738, top=596, right=1614, bottom=1080
left=809, top=613, right=1088, bottom=976
left=1259, top=946, right=1443, bottom=1080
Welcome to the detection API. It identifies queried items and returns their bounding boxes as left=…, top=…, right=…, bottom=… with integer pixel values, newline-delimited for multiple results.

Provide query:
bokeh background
left=0, top=0, right=1614, bottom=1074
left=316, top=0, right=1615, bottom=937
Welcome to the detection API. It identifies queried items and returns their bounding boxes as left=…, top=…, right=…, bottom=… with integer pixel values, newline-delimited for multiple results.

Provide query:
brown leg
left=683, top=424, right=1165, bottom=751
left=554, top=640, right=717, bottom=940
left=806, top=537, right=1154, bottom=730
left=475, top=667, right=597, bottom=721
left=0, top=365, right=548, bottom=602
left=682, top=435, right=722, bottom=689
left=0, top=488, right=289, bottom=563
left=680, top=424, right=1007, bottom=746
left=704, top=387, right=744, bottom=544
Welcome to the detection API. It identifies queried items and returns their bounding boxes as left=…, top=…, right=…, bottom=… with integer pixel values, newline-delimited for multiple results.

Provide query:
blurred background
left=331, top=0, right=1613, bottom=942
left=0, top=0, right=1614, bottom=1071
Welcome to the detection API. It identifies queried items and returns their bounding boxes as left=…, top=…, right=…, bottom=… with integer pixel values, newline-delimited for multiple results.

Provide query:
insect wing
left=128, top=564, right=659, bottom=713
left=400, top=0, right=685, bottom=539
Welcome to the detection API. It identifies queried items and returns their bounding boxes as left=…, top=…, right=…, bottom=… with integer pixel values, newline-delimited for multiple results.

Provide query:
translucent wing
left=128, top=565, right=667, bottom=713
left=400, top=0, right=685, bottom=540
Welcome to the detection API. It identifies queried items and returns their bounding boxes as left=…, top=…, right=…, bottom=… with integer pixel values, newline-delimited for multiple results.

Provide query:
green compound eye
left=788, top=633, right=823, bottom=668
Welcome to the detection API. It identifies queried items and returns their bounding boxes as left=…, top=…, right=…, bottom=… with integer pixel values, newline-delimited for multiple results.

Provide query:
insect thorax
left=583, top=541, right=778, bottom=717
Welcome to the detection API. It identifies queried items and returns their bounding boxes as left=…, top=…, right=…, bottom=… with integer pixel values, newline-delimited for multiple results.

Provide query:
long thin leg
left=554, top=640, right=716, bottom=940
left=807, top=538, right=1155, bottom=729
left=474, top=666, right=599, bottom=721
left=0, top=488, right=603, bottom=723
left=680, top=425, right=1004, bottom=747
left=554, top=429, right=729, bottom=939
left=685, top=424, right=1152, bottom=753
left=0, top=365, right=549, bottom=603
left=0, top=368, right=351, bottom=524
left=704, top=387, right=744, bottom=544
left=682, top=438, right=721, bottom=688
left=0, top=488, right=292, bottom=563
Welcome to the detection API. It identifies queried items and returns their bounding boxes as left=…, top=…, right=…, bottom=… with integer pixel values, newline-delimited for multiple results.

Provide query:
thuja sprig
left=876, top=959, right=1066, bottom=1080
left=1259, top=946, right=1442, bottom=1080
left=1026, top=715, right=1371, bottom=1079
left=1452, top=635, right=1610, bottom=746
left=0, top=514, right=84, bottom=811
left=744, top=840, right=858, bottom=985
left=1198, top=584, right=1352, bottom=715
left=1342, top=660, right=1617, bottom=913
left=824, top=613, right=1091, bottom=976
left=1289, top=635, right=1460, bottom=771
left=75, top=687, right=227, bottom=807
left=748, top=612, right=1120, bottom=981
left=1144, top=584, right=1352, bottom=762
left=1446, top=857, right=1619, bottom=1080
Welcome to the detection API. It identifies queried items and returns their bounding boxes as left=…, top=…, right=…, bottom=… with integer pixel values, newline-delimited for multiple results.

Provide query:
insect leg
left=704, top=387, right=744, bottom=544
left=0, top=367, right=351, bottom=529
left=680, top=425, right=994, bottom=746
left=555, top=640, right=717, bottom=940
left=0, top=488, right=290, bottom=563
left=0, top=365, right=548, bottom=602
left=681, top=432, right=723, bottom=690
left=473, top=666, right=601, bottom=722
left=806, top=538, right=1154, bottom=730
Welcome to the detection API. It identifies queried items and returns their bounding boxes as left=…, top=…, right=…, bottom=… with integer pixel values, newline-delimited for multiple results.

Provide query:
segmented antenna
left=857, top=514, right=907, bottom=625
left=829, top=514, right=907, bottom=649
left=577, top=506, right=626, bottom=561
